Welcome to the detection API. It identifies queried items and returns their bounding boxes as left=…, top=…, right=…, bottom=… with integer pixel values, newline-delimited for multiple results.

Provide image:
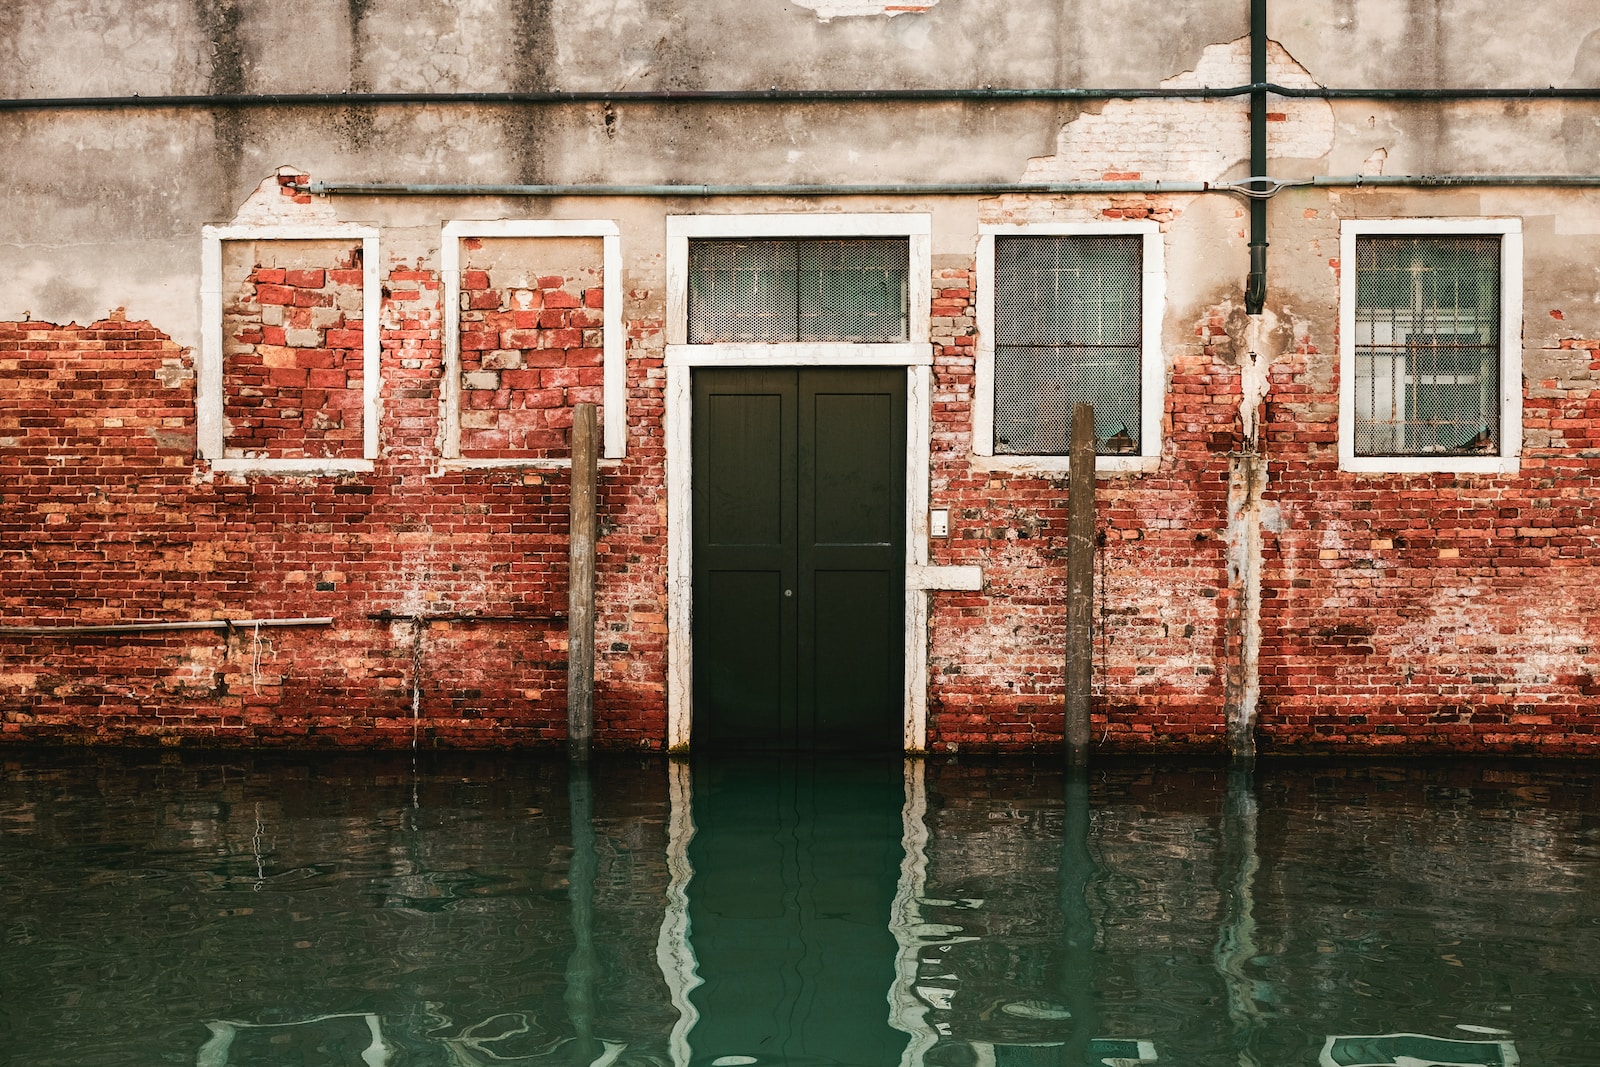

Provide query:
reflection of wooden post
left=1059, top=767, right=1100, bottom=1065
left=565, top=761, right=601, bottom=1064
left=1065, top=403, right=1095, bottom=766
left=568, top=403, right=598, bottom=759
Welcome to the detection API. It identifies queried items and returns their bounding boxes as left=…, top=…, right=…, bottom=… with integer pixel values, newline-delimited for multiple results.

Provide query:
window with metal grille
left=993, top=234, right=1142, bottom=456
left=687, top=237, right=910, bottom=343
left=1353, top=236, right=1500, bottom=456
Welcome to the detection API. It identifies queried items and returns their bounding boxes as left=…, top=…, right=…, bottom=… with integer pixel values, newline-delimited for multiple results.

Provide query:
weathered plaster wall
left=4, top=0, right=1600, bottom=752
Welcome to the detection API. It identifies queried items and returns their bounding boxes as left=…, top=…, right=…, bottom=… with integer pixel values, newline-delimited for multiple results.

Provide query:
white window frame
left=1338, top=217, right=1522, bottom=475
left=662, top=213, right=976, bottom=755
left=441, top=220, right=625, bottom=467
left=199, top=224, right=381, bottom=474
left=974, top=221, right=1165, bottom=474
left=665, top=213, right=932, bottom=366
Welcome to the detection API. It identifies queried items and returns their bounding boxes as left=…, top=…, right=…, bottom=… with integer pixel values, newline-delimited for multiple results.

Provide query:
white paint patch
left=1240, top=311, right=1276, bottom=445
left=790, top=0, right=938, bottom=20
left=1025, top=38, right=1335, bottom=183
left=1389, top=573, right=1600, bottom=693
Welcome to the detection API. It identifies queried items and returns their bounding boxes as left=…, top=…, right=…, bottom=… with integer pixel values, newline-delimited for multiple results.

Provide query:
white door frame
left=661, top=212, right=980, bottom=753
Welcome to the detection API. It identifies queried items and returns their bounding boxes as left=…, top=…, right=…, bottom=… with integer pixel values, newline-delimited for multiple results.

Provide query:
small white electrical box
left=930, top=508, right=950, bottom=538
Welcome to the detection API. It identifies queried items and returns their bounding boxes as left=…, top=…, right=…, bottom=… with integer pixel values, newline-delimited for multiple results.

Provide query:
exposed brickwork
left=1253, top=324, right=1600, bottom=755
left=919, top=210, right=1600, bottom=756
left=0, top=267, right=669, bottom=748
left=925, top=259, right=1236, bottom=754
left=458, top=263, right=605, bottom=458
left=224, top=247, right=366, bottom=459
left=3, top=220, right=1599, bottom=755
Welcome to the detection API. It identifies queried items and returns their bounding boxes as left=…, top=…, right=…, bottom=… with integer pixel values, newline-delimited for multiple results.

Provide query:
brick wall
left=1253, top=333, right=1600, bottom=755
left=0, top=263, right=669, bottom=747
left=224, top=247, right=366, bottom=459
left=4, top=222, right=1598, bottom=754
left=925, top=259, right=1238, bottom=753
left=919, top=209, right=1599, bottom=756
left=457, top=238, right=606, bottom=459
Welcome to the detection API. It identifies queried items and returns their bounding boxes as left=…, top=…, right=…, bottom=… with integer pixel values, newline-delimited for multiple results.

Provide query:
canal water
left=2, top=750, right=1597, bottom=1066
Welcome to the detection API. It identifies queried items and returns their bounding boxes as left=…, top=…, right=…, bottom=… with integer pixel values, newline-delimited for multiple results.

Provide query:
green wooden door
left=693, top=368, right=906, bottom=751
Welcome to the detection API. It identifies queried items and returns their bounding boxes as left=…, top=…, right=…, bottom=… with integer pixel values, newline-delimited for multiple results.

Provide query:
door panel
left=693, top=368, right=905, bottom=751
left=698, top=570, right=788, bottom=748
left=811, top=568, right=898, bottom=748
left=810, top=390, right=898, bottom=545
left=703, top=391, right=787, bottom=546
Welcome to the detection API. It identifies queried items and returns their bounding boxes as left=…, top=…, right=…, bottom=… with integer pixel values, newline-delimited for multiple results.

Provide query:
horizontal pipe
left=1313, top=173, right=1600, bottom=187
left=1272, top=85, right=1600, bottom=100
left=7, top=83, right=1600, bottom=113
left=367, top=611, right=567, bottom=624
left=0, top=87, right=1245, bottom=112
left=0, top=617, right=334, bottom=636
left=307, top=180, right=1220, bottom=197
left=304, top=174, right=1600, bottom=199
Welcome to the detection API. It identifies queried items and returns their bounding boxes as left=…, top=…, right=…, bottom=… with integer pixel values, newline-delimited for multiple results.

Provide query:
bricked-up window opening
left=687, top=238, right=910, bottom=343
left=993, top=235, right=1142, bottom=456
left=222, top=241, right=366, bottom=460
left=457, top=236, right=605, bottom=459
left=1354, top=236, right=1501, bottom=457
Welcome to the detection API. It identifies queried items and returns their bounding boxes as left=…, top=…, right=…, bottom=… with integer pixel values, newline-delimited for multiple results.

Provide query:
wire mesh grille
left=993, top=235, right=1142, bottom=455
left=1354, top=236, right=1501, bottom=456
left=687, top=238, right=910, bottom=343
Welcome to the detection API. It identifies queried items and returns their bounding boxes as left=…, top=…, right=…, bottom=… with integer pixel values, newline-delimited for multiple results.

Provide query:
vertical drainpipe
left=1246, top=0, right=1268, bottom=319
left=1225, top=0, right=1270, bottom=767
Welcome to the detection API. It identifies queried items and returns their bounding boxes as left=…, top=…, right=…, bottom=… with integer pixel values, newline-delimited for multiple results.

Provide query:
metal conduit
left=0, top=617, right=333, bottom=636
left=298, top=175, right=1600, bottom=199
left=303, top=179, right=1219, bottom=197
left=1245, top=0, right=1268, bottom=314
left=6, top=84, right=1600, bottom=113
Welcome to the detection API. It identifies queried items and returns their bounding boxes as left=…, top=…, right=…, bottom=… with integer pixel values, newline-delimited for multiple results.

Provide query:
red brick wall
left=3, top=242, right=1598, bottom=754
left=1253, top=332, right=1600, bottom=755
left=924, top=264, right=1237, bottom=753
left=458, top=267, right=605, bottom=459
left=921, top=233, right=1599, bottom=756
left=0, top=264, right=668, bottom=748
left=224, top=249, right=366, bottom=459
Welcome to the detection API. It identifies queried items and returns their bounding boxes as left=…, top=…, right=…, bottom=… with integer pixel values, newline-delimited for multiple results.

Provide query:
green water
left=2, top=750, right=1597, bottom=1066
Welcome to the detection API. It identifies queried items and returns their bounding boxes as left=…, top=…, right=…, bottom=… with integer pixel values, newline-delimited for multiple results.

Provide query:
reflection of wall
left=912, top=760, right=1597, bottom=1065
left=0, top=751, right=677, bottom=1064
left=914, top=762, right=1227, bottom=1053
left=5, top=753, right=1596, bottom=1064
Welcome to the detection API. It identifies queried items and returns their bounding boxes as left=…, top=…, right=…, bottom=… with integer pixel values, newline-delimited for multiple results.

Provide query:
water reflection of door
left=691, top=368, right=907, bottom=752
left=683, top=757, right=909, bottom=1067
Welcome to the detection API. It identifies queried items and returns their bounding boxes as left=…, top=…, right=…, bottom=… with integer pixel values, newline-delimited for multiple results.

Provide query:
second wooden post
left=1065, top=402, right=1095, bottom=766
left=568, top=403, right=598, bottom=759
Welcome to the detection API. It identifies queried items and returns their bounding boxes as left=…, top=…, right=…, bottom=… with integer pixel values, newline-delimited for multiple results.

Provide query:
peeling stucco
left=790, top=0, right=938, bottom=21
left=1025, top=37, right=1335, bottom=183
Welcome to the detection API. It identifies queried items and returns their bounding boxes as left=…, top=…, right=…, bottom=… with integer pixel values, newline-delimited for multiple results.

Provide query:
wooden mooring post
left=1065, top=402, right=1095, bottom=766
left=568, top=403, right=598, bottom=760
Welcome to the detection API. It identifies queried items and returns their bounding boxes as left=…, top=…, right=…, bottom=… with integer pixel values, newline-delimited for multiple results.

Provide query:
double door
left=692, top=368, right=906, bottom=752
